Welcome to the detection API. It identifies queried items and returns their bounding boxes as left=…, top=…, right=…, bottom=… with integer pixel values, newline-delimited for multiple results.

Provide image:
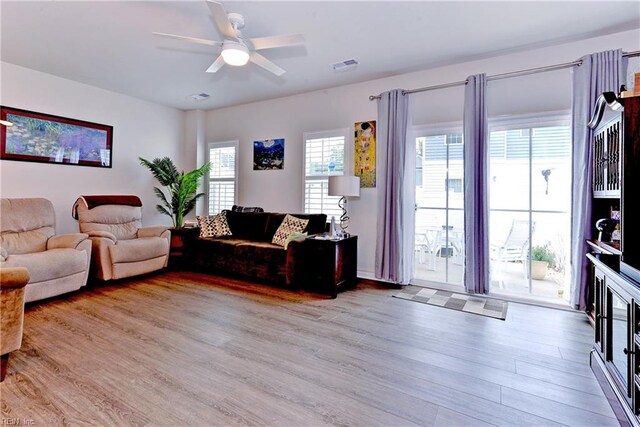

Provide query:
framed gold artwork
left=354, top=120, right=375, bottom=188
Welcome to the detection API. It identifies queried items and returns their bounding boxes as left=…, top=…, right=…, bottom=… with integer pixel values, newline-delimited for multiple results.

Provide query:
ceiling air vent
left=189, top=93, right=211, bottom=101
left=331, top=59, right=359, bottom=72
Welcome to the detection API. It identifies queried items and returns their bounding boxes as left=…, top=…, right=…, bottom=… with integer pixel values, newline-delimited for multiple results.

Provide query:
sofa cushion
left=1, top=249, right=87, bottom=283
left=1, top=198, right=57, bottom=254
left=235, top=241, right=287, bottom=264
left=224, top=211, right=270, bottom=240
left=272, top=214, right=309, bottom=247
left=232, top=205, right=264, bottom=212
left=197, top=212, right=232, bottom=238
left=76, top=204, right=142, bottom=240
left=264, top=213, right=327, bottom=241
left=0, top=228, right=55, bottom=255
left=284, top=232, right=308, bottom=249
left=109, top=237, right=169, bottom=264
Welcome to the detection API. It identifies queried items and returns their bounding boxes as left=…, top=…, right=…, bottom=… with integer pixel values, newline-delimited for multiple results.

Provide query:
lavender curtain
left=375, top=89, right=414, bottom=284
left=463, top=74, right=490, bottom=294
left=570, top=49, right=625, bottom=310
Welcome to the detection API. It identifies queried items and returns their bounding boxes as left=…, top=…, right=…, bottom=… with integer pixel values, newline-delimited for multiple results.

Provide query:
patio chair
left=490, top=219, right=534, bottom=287
left=415, top=231, right=438, bottom=270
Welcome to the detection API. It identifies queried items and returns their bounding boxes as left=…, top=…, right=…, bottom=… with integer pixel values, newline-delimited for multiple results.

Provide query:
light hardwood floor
left=0, top=271, right=616, bottom=426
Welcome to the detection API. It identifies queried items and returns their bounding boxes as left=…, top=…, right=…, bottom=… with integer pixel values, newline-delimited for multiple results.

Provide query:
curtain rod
left=368, top=50, right=640, bottom=100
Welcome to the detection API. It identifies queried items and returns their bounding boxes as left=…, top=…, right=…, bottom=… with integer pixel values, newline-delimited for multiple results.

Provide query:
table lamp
left=328, top=175, right=360, bottom=237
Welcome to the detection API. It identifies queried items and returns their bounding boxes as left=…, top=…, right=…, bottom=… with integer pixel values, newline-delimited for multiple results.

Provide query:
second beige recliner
left=72, top=196, right=170, bottom=281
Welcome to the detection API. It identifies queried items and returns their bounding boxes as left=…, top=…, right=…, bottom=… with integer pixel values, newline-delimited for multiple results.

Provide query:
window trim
left=302, top=128, right=349, bottom=215
left=413, top=111, right=571, bottom=137
left=414, top=121, right=462, bottom=138
left=444, top=134, right=463, bottom=145
left=207, top=140, right=238, bottom=215
left=488, top=110, right=571, bottom=132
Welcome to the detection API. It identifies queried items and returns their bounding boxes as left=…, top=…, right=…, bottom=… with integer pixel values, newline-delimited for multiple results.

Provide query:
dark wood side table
left=305, top=235, right=357, bottom=298
left=168, top=227, right=197, bottom=270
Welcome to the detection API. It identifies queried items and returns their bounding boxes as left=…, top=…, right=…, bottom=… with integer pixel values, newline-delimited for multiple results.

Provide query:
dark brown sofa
left=185, top=211, right=327, bottom=288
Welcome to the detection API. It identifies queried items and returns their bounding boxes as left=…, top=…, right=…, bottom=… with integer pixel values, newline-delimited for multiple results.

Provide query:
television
left=619, top=95, right=640, bottom=283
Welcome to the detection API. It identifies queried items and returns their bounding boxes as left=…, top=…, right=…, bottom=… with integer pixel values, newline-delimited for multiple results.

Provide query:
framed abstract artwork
left=0, top=106, right=113, bottom=168
left=253, top=138, right=285, bottom=170
left=354, top=120, right=376, bottom=188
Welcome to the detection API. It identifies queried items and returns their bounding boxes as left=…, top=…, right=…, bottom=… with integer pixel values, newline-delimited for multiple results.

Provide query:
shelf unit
left=588, top=254, right=640, bottom=426
left=588, top=93, right=640, bottom=426
left=592, top=111, right=622, bottom=198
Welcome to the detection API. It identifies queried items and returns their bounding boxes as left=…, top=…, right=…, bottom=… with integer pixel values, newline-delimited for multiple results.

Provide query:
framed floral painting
left=0, top=106, right=113, bottom=168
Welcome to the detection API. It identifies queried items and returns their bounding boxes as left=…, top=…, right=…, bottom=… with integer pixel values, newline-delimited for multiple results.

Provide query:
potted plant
left=528, top=244, right=556, bottom=280
left=139, top=157, right=211, bottom=228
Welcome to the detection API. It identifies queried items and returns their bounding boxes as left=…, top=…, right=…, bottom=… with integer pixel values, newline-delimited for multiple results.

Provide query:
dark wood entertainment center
left=588, top=91, right=640, bottom=426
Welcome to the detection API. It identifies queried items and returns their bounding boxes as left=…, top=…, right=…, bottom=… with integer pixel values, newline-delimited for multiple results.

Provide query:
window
left=445, top=134, right=463, bottom=145
left=208, top=141, right=237, bottom=215
left=303, top=130, right=347, bottom=218
left=445, top=178, right=463, bottom=193
left=416, top=139, right=424, bottom=187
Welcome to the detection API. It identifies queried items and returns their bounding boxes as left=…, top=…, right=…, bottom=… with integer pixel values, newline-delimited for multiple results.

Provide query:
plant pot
left=526, top=260, right=549, bottom=280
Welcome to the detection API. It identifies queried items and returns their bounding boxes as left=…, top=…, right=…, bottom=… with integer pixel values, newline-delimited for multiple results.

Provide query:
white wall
left=203, top=29, right=639, bottom=278
left=0, top=62, right=185, bottom=233
left=183, top=109, right=207, bottom=218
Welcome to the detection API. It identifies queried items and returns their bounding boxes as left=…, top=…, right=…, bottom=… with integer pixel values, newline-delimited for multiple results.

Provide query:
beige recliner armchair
left=72, top=196, right=170, bottom=281
left=0, top=198, right=91, bottom=302
left=1, top=267, right=29, bottom=382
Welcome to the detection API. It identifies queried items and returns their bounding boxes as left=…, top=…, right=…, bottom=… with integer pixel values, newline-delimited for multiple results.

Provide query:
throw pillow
left=196, top=212, right=232, bottom=238
left=272, top=214, right=309, bottom=247
left=284, top=231, right=308, bottom=250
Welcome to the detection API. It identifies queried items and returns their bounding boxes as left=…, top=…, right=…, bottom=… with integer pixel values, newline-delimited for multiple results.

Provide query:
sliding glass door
left=488, top=119, right=571, bottom=300
left=412, top=116, right=571, bottom=301
left=414, top=132, right=464, bottom=286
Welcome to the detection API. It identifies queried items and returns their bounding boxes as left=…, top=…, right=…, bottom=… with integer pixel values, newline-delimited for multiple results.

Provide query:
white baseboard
left=357, top=270, right=377, bottom=280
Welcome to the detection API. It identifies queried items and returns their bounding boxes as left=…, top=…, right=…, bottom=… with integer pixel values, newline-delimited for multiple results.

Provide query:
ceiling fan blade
left=250, top=52, right=285, bottom=77
left=250, top=34, right=305, bottom=50
left=206, top=55, right=226, bottom=73
left=152, top=32, right=222, bottom=47
left=206, top=0, right=238, bottom=41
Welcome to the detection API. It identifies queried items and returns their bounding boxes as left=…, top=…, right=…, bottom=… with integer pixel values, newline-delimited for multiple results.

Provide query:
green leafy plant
left=139, top=157, right=211, bottom=228
left=531, top=244, right=556, bottom=268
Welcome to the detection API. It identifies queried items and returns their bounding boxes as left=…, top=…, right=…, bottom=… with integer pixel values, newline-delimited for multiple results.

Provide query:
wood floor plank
left=311, top=335, right=613, bottom=417
left=0, top=271, right=615, bottom=426
left=368, top=297, right=595, bottom=348
left=514, top=359, right=603, bottom=392
left=433, top=406, right=497, bottom=427
left=500, top=387, right=618, bottom=426
left=203, top=342, right=425, bottom=426
left=220, top=335, right=442, bottom=425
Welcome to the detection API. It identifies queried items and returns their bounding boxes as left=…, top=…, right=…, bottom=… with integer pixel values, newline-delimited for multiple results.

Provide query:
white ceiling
left=1, top=1, right=639, bottom=111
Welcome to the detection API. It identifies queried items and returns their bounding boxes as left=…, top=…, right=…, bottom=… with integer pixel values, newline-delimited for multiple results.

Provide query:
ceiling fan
left=153, top=0, right=304, bottom=76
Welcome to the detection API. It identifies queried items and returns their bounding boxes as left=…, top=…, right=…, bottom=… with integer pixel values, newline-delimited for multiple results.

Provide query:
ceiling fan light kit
left=153, top=0, right=304, bottom=76
left=221, top=40, right=249, bottom=66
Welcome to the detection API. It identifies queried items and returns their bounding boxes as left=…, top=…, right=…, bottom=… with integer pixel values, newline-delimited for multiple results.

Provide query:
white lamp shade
left=328, top=175, right=360, bottom=197
left=221, top=41, right=250, bottom=66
